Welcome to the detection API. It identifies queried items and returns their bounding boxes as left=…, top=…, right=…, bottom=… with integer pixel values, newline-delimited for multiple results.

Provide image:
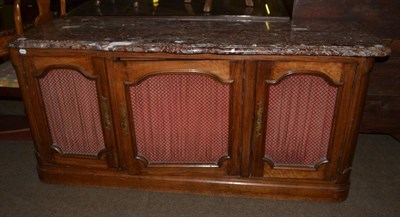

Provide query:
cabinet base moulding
left=37, top=166, right=349, bottom=202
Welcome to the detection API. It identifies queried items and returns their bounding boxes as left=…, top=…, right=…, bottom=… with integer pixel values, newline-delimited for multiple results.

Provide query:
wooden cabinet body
left=12, top=48, right=373, bottom=201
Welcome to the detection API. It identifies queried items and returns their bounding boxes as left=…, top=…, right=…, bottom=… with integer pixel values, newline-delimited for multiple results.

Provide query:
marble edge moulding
left=9, top=16, right=391, bottom=57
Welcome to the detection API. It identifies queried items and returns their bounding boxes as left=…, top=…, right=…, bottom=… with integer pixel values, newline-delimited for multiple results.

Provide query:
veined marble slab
left=10, top=16, right=390, bottom=57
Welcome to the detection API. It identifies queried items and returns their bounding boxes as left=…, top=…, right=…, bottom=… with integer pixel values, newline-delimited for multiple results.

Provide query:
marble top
left=10, top=16, right=390, bottom=57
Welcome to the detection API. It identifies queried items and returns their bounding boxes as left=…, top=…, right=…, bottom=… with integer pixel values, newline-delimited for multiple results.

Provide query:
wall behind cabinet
left=292, top=0, right=400, bottom=137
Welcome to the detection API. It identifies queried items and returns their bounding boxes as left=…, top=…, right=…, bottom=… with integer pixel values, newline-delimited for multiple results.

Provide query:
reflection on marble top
left=10, top=16, right=390, bottom=57
left=67, top=0, right=290, bottom=17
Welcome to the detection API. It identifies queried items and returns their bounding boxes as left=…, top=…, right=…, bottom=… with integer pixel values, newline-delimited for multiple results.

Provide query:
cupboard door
left=251, top=61, right=357, bottom=180
left=22, top=56, right=117, bottom=168
left=108, top=59, right=243, bottom=176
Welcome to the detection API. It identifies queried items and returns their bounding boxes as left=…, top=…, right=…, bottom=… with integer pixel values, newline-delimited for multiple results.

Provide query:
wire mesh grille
left=39, top=69, right=105, bottom=156
left=129, top=74, right=230, bottom=164
left=264, top=74, right=338, bottom=166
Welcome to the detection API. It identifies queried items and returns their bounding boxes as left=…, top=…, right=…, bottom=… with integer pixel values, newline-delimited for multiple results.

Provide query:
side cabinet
left=20, top=56, right=118, bottom=168
left=13, top=48, right=373, bottom=201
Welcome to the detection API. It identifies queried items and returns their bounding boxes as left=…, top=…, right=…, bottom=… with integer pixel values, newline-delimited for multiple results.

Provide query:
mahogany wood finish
left=360, top=40, right=400, bottom=134
left=0, top=34, right=16, bottom=57
left=60, top=0, right=67, bottom=16
left=0, top=0, right=23, bottom=57
left=13, top=0, right=23, bottom=35
left=292, top=0, right=400, bottom=135
left=11, top=47, right=374, bottom=201
left=0, top=0, right=64, bottom=100
left=35, top=0, right=53, bottom=26
left=0, top=0, right=23, bottom=100
left=292, top=0, right=400, bottom=39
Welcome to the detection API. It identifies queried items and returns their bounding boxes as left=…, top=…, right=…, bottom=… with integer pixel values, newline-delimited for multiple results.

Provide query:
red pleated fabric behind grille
left=39, top=69, right=105, bottom=156
left=130, top=74, right=230, bottom=164
left=264, top=74, right=338, bottom=166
